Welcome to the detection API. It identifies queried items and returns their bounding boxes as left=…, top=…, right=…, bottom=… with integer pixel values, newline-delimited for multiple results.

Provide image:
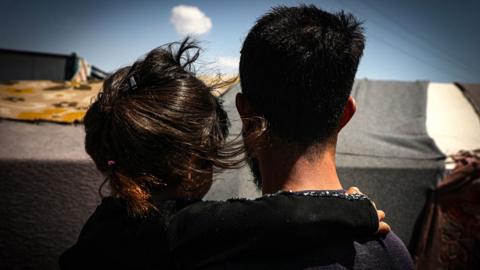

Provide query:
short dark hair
left=240, top=5, right=365, bottom=145
left=84, top=38, right=233, bottom=215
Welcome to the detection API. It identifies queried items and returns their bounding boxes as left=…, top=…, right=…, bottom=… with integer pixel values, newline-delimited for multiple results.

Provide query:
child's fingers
left=377, top=210, right=390, bottom=234
left=346, top=186, right=389, bottom=234
left=346, top=186, right=362, bottom=194
left=378, top=221, right=391, bottom=234
left=377, top=210, right=385, bottom=221
left=346, top=186, right=378, bottom=210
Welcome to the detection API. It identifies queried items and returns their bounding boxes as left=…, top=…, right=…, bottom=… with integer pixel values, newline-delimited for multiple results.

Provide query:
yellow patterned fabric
left=0, top=80, right=102, bottom=124
left=0, top=77, right=237, bottom=124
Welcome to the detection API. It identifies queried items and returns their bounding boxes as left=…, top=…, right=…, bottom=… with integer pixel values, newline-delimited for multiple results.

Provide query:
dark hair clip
left=128, top=76, right=138, bottom=91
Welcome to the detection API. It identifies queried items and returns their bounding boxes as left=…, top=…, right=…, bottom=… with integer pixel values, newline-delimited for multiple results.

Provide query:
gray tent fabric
left=455, top=82, right=480, bottom=118
left=336, top=155, right=444, bottom=251
left=0, top=120, right=99, bottom=270
left=334, top=79, right=446, bottom=248
left=338, top=79, right=445, bottom=160
left=0, top=159, right=102, bottom=270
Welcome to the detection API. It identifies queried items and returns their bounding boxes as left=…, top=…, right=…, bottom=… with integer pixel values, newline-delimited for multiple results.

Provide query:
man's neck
left=258, top=142, right=343, bottom=194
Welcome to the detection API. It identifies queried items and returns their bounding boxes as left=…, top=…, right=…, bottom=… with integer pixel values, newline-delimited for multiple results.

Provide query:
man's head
left=237, top=5, right=365, bottom=187
left=238, top=5, right=364, bottom=146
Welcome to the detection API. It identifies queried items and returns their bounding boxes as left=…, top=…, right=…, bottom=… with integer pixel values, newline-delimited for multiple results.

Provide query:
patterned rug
left=0, top=77, right=237, bottom=124
left=0, top=80, right=102, bottom=124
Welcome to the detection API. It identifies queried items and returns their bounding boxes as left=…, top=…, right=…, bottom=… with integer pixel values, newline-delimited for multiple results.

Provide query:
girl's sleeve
left=168, top=191, right=378, bottom=269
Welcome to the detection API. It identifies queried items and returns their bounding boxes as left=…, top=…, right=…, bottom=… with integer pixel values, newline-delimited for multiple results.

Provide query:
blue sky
left=1, top=0, right=479, bottom=83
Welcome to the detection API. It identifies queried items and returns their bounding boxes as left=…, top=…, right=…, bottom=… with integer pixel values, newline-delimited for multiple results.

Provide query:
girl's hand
left=346, top=186, right=391, bottom=234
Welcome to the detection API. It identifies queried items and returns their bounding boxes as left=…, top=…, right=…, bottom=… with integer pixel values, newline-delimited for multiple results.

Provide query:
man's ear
left=236, top=93, right=255, bottom=119
left=236, top=93, right=260, bottom=135
left=338, top=96, right=356, bottom=131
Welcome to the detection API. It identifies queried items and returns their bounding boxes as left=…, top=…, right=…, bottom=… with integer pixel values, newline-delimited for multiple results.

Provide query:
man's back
left=201, top=232, right=413, bottom=270
left=269, top=232, right=413, bottom=270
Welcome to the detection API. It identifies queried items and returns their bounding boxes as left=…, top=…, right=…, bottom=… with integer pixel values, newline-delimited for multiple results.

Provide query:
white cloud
left=170, top=5, right=212, bottom=36
left=213, top=56, right=239, bottom=69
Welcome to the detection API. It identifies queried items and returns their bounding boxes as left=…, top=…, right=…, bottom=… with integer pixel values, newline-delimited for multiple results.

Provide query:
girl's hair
left=84, top=38, right=240, bottom=216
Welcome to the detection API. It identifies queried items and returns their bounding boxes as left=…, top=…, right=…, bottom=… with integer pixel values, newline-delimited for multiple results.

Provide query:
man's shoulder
left=349, top=232, right=414, bottom=270
left=207, top=232, right=414, bottom=270
left=270, top=231, right=414, bottom=270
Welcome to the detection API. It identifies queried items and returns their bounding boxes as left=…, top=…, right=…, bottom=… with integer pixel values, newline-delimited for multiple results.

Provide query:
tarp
left=455, top=82, right=480, bottom=117
left=0, top=120, right=100, bottom=270
left=338, top=79, right=444, bottom=160
left=426, top=83, right=480, bottom=156
left=335, top=80, right=446, bottom=247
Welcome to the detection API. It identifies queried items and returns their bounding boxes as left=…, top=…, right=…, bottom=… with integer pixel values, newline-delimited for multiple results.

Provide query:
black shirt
left=60, top=191, right=379, bottom=269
